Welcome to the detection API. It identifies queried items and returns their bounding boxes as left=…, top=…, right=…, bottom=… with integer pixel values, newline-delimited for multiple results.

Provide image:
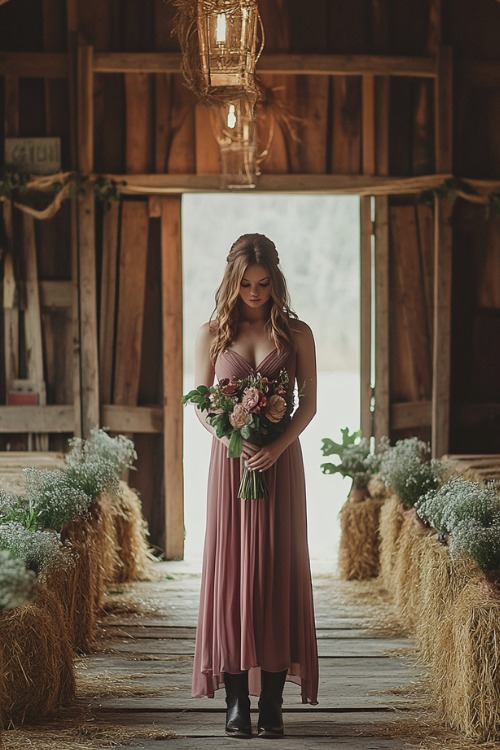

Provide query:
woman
left=191, top=233, right=319, bottom=738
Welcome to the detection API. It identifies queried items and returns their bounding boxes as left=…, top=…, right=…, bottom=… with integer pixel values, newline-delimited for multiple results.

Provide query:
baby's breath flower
left=0, top=549, right=36, bottom=610
left=0, top=522, right=64, bottom=575
left=66, top=428, right=137, bottom=476
left=379, top=437, right=444, bottom=507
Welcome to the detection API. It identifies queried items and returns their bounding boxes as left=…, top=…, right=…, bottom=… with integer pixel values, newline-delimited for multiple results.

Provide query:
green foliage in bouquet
left=0, top=522, right=65, bottom=575
left=379, top=437, right=445, bottom=507
left=320, top=428, right=383, bottom=489
left=0, top=548, right=36, bottom=610
left=416, top=477, right=500, bottom=571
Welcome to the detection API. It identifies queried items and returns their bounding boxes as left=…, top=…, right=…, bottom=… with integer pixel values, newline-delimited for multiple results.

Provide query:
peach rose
left=242, top=387, right=267, bottom=413
left=229, top=403, right=250, bottom=429
left=265, top=395, right=287, bottom=423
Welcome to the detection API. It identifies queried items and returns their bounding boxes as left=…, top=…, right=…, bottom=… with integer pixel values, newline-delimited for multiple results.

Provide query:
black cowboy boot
left=224, top=671, right=252, bottom=738
left=257, top=669, right=287, bottom=738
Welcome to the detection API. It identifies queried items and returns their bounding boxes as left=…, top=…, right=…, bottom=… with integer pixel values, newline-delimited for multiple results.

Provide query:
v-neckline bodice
left=227, top=346, right=278, bottom=372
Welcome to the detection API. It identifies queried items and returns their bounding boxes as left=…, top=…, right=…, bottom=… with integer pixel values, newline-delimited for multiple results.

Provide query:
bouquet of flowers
left=182, top=369, right=294, bottom=500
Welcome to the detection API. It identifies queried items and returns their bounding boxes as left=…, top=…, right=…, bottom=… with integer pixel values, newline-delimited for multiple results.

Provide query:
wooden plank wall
left=1, top=0, right=500, bottom=551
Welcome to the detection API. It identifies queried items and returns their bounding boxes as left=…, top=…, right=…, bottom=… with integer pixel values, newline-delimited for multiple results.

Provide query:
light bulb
left=227, top=104, right=237, bottom=129
left=216, top=13, right=227, bottom=43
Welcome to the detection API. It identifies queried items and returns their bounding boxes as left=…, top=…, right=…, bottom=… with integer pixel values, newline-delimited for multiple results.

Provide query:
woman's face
left=238, top=264, right=272, bottom=309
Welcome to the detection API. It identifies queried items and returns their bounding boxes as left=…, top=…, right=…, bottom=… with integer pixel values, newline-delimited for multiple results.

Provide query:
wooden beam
left=360, top=197, right=373, bottom=438
left=432, top=198, right=453, bottom=458
left=0, top=406, right=74, bottom=433
left=101, top=405, right=163, bottom=433
left=435, top=46, right=453, bottom=173
left=0, top=52, right=69, bottom=78
left=93, top=51, right=437, bottom=77
left=161, top=196, right=184, bottom=561
left=374, top=196, right=390, bottom=443
left=104, top=173, right=452, bottom=195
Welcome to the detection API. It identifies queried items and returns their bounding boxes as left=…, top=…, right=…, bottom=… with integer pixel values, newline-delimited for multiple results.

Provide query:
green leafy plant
left=0, top=549, right=36, bottom=611
left=320, top=428, right=384, bottom=489
left=379, top=437, right=445, bottom=507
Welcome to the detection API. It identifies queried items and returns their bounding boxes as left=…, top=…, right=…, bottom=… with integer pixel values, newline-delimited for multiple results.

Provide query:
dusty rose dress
left=192, top=345, right=319, bottom=704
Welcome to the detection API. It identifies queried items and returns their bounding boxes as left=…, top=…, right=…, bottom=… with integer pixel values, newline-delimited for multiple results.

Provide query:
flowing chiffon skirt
left=191, top=346, right=319, bottom=704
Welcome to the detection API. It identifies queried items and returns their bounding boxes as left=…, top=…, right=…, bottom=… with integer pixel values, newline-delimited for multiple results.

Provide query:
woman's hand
left=244, top=442, right=285, bottom=472
left=241, top=440, right=260, bottom=461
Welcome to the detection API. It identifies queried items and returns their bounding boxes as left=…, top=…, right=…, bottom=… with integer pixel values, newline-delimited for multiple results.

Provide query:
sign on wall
left=4, top=137, right=61, bottom=174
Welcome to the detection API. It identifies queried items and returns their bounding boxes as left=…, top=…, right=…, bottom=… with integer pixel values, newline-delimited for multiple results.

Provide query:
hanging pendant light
left=197, top=0, right=264, bottom=90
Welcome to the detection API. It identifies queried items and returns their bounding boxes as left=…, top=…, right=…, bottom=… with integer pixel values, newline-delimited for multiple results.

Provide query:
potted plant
left=320, top=428, right=381, bottom=502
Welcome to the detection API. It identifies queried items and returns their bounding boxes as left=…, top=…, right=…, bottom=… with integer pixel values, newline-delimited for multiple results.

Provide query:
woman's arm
left=192, top=323, right=260, bottom=459
left=193, top=323, right=220, bottom=438
left=245, top=320, right=317, bottom=472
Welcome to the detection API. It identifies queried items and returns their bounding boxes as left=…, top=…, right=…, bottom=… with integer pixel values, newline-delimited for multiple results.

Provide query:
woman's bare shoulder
left=290, top=319, right=314, bottom=341
left=196, top=321, right=217, bottom=343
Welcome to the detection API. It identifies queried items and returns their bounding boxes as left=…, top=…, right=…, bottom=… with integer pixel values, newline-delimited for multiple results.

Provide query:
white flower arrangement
left=0, top=548, right=36, bottom=611
left=0, top=429, right=137, bottom=575
left=0, top=522, right=65, bottom=575
left=66, top=428, right=137, bottom=477
left=416, top=477, right=500, bottom=570
left=379, top=437, right=445, bottom=507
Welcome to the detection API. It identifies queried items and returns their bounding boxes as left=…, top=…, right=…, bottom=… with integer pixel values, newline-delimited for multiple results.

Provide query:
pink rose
left=265, top=395, right=287, bottom=423
left=242, top=387, right=267, bottom=413
left=229, top=403, right=250, bottom=429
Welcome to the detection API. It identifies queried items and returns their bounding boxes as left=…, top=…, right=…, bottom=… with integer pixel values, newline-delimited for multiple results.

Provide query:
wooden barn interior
left=1, top=0, right=499, bottom=562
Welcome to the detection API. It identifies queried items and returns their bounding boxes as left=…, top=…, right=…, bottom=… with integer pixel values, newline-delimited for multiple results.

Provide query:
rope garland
left=1, top=171, right=500, bottom=221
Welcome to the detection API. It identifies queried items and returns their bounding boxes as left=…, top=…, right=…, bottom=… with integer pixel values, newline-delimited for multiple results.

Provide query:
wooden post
left=362, top=75, right=376, bottom=177
left=76, top=42, right=99, bottom=437
left=432, top=199, right=453, bottom=457
left=374, top=196, right=390, bottom=443
left=99, top=201, right=120, bottom=404
left=432, top=44, right=453, bottom=456
left=3, top=76, right=19, bottom=393
left=161, top=196, right=184, bottom=560
left=360, top=197, right=373, bottom=438
left=435, top=46, right=453, bottom=173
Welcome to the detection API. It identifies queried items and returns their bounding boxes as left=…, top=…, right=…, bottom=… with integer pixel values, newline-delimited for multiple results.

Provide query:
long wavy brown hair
left=210, top=233, right=298, bottom=364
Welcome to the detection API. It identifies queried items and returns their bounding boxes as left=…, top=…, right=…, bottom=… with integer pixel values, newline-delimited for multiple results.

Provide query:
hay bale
left=45, top=514, right=102, bottom=652
left=338, top=496, right=384, bottom=580
left=441, top=580, right=500, bottom=741
left=391, top=514, right=434, bottom=630
left=378, top=495, right=404, bottom=592
left=415, top=537, right=472, bottom=669
left=0, top=586, right=75, bottom=726
left=110, top=483, right=154, bottom=582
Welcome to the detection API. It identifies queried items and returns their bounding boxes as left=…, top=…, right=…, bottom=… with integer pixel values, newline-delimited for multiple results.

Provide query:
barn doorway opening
left=181, top=194, right=360, bottom=572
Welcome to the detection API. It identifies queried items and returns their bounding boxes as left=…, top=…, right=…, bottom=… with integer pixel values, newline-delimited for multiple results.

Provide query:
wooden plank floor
left=74, top=560, right=434, bottom=749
